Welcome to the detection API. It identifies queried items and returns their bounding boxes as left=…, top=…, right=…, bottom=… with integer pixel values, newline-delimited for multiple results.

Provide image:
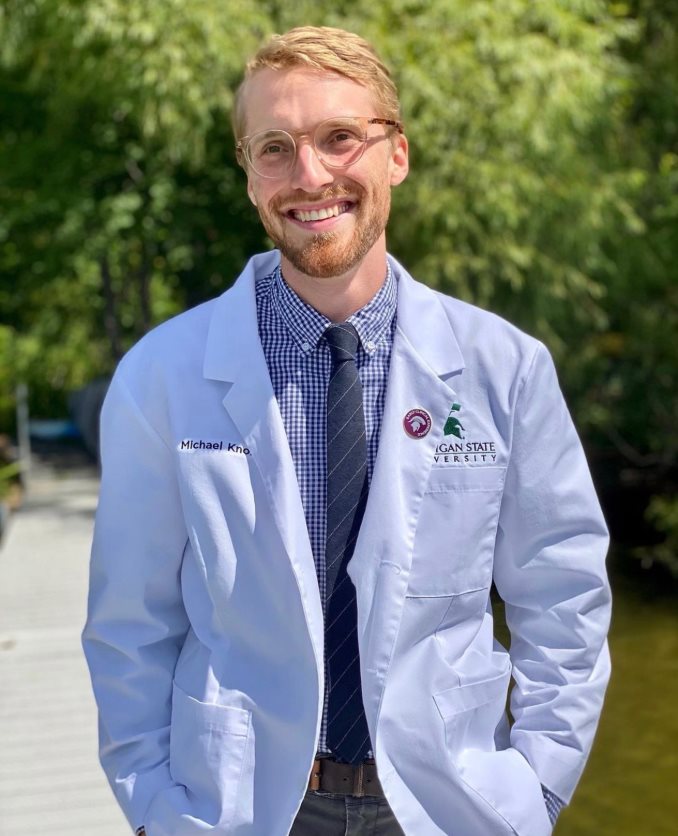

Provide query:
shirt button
left=365, top=340, right=376, bottom=352
left=301, top=341, right=312, bottom=352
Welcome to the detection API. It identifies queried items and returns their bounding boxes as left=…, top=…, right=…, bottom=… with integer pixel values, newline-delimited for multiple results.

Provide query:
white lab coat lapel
left=350, top=257, right=465, bottom=719
left=202, top=251, right=324, bottom=667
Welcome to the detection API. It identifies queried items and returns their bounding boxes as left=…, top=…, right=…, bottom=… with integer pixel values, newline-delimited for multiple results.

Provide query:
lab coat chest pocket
left=169, top=683, right=253, bottom=829
left=176, top=445, right=256, bottom=536
left=409, top=466, right=506, bottom=596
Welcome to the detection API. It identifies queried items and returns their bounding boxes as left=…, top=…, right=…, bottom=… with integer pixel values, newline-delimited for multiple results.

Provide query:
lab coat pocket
left=169, top=683, right=252, bottom=829
left=433, top=659, right=510, bottom=757
left=457, top=748, right=553, bottom=836
left=410, top=466, right=505, bottom=596
left=433, top=661, right=551, bottom=836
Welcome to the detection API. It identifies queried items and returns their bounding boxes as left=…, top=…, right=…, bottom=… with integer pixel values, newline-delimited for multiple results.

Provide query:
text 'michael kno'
left=179, top=439, right=251, bottom=455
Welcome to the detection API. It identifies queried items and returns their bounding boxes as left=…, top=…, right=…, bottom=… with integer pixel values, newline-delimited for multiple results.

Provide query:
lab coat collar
left=203, top=250, right=466, bottom=387
left=203, top=249, right=278, bottom=389
left=202, top=250, right=325, bottom=681
left=388, top=254, right=465, bottom=380
left=347, top=257, right=467, bottom=721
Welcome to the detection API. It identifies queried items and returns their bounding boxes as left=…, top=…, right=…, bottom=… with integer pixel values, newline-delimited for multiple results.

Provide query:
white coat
left=83, top=250, right=611, bottom=836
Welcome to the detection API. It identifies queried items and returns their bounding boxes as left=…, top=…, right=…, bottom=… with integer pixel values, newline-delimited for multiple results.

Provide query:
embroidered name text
left=179, top=439, right=251, bottom=455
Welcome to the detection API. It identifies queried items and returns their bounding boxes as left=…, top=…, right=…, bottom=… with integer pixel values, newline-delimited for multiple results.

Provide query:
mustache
left=272, top=185, right=361, bottom=212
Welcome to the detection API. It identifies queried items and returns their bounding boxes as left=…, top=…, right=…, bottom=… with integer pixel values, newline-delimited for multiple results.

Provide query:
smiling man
left=83, top=26, right=612, bottom=836
left=236, top=52, right=408, bottom=315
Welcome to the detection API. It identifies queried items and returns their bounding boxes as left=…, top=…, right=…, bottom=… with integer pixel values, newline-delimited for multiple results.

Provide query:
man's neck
left=280, top=248, right=388, bottom=323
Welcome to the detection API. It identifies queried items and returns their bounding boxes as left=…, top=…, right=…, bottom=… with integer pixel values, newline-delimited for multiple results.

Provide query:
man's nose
left=289, top=141, right=335, bottom=191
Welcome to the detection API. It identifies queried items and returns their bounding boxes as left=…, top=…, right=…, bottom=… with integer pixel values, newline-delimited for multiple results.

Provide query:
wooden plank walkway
left=0, top=453, right=129, bottom=835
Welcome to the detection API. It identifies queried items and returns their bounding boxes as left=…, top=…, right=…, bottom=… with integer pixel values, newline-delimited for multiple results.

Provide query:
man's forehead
left=241, top=67, right=376, bottom=133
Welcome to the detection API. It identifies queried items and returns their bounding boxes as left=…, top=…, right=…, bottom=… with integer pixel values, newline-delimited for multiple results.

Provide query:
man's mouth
left=287, top=201, right=354, bottom=223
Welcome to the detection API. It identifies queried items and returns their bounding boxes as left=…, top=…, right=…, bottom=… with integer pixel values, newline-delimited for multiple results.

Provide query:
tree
left=0, top=0, right=675, bottom=571
left=0, top=0, right=270, bottom=421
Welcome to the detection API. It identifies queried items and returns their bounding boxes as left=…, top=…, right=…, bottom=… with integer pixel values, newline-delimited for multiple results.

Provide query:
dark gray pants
left=290, top=791, right=405, bottom=835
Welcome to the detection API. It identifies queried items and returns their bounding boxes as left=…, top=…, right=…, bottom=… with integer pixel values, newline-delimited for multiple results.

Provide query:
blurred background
left=0, top=1, right=676, bottom=834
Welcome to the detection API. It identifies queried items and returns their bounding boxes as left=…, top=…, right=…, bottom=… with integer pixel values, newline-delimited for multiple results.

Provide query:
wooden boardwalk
left=0, top=453, right=129, bottom=835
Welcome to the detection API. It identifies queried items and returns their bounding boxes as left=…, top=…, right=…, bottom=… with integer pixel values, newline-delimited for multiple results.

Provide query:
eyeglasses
left=236, top=116, right=403, bottom=180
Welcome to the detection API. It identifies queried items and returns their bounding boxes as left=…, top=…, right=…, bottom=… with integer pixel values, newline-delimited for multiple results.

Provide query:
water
left=556, top=565, right=678, bottom=835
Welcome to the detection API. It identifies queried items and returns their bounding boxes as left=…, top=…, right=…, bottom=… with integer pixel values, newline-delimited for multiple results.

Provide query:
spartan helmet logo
left=403, top=408, right=432, bottom=439
left=444, top=403, right=465, bottom=439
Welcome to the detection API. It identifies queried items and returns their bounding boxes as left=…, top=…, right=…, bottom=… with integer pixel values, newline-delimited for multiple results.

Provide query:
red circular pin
left=403, top=408, right=432, bottom=439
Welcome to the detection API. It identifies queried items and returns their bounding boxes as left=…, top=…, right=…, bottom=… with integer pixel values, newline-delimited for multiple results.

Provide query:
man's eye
left=328, top=130, right=359, bottom=144
left=261, top=143, right=286, bottom=156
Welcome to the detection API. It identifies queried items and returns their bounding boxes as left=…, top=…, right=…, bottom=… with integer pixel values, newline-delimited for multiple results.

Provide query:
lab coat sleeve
left=493, top=342, right=612, bottom=804
left=82, top=370, right=190, bottom=831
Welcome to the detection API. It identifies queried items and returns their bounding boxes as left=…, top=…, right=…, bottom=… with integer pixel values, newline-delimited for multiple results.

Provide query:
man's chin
left=280, top=235, right=362, bottom=280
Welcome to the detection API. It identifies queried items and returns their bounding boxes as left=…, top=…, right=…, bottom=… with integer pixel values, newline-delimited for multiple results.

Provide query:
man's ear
left=247, top=180, right=258, bottom=207
left=389, top=133, right=409, bottom=187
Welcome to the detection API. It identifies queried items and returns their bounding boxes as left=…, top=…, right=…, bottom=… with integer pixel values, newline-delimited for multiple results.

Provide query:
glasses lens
left=315, top=118, right=366, bottom=168
left=247, top=130, right=295, bottom=178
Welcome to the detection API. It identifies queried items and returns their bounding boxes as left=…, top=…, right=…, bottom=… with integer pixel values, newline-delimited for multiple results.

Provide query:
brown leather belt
left=308, top=757, right=384, bottom=798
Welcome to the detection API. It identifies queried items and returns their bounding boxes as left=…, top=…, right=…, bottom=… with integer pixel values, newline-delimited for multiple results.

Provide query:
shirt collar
left=346, top=263, right=397, bottom=355
left=270, top=263, right=397, bottom=356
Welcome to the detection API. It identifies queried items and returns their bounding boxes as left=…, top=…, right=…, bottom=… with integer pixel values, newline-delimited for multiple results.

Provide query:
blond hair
left=232, top=26, right=401, bottom=139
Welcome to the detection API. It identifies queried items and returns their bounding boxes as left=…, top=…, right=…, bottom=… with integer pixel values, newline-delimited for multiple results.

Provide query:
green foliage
left=370, top=3, right=636, bottom=340
left=0, top=326, right=17, bottom=430
left=1, top=0, right=270, bottom=164
left=0, top=0, right=676, bottom=563
left=0, top=460, right=21, bottom=500
left=637, top=496, right=678, bottom=577
left=570, top=3, right=678, bottom=573
left=0, top=0, right=269, bottom=415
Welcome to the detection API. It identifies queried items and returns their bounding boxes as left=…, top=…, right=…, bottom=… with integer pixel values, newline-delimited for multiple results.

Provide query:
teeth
left=293, top=203, right=348, bottom=223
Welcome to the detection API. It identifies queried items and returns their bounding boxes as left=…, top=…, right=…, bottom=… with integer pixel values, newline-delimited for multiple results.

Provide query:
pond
left=555, top=562, right=678, bottom=835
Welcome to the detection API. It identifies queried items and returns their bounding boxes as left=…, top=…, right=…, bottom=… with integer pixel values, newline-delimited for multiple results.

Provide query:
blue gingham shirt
left=256, top=263, right=396, bottom=756
left=255, top=260, right=563, bottom=824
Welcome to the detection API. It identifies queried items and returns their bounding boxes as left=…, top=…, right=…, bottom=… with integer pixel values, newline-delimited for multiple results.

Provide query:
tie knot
left=324, top=323, right=360, bottom=364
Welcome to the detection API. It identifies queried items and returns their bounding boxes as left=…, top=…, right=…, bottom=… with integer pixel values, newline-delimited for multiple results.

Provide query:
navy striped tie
left=324, top=323, right=371, bottom=764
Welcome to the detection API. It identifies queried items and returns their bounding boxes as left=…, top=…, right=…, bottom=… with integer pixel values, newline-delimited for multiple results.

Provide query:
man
left=83, top=26, right=611, bottom=836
